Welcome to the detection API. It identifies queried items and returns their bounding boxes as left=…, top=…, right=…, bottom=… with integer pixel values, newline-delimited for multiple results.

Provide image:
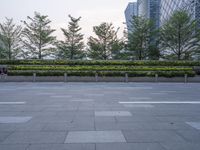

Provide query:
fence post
left=125, top=73, right=128, bottom=83
left=33, top=73, right=36, bottom=82
left=95, top=73, right=98, bottom=82
left=155, top=74, right=158, bottom=82
left=184, top=74, right=188, bottom=83
left=64, top=73, right=68, bottom=82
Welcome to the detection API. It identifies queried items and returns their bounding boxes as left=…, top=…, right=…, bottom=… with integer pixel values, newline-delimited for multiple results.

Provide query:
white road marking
left=0, top=102, right=26, bottom=105
left=123, top=104, right=154, bottom=108
left=50, top=95, right=72, bottom=98
left=85, top=94, right=104, bottom=96
left=71, top=99, right=94, bottom=102
left=119, top=101, right=200, bottom=104
left=151, top=93, right=167, bottom=95
left=129, top=97, right=152, bottom=100
left=160, top=91, right=177, bottom=93
left=36, top=93, right=55, bottom=95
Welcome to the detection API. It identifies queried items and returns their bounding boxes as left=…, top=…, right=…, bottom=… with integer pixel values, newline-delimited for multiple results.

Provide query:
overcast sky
left=0, top=0, right=136, bottom=41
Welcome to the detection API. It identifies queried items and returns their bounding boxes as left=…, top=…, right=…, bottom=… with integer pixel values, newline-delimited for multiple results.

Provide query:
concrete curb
left=1, top=75, right=200, bottom=83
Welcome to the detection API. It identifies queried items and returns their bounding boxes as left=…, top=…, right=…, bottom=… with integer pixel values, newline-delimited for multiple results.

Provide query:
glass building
left=125, top=2, right=138, bottom=31
left=137, top=0, right=161, bottom=29
left=160, top=0, right=200, bottom=26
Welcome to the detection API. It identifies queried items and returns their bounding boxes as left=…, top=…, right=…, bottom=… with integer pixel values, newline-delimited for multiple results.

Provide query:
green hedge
left=8, top=71, right=195, bottom=78
left=1, top=59, right=200, bottom=66
left=9, top=65, right=193, bottom=72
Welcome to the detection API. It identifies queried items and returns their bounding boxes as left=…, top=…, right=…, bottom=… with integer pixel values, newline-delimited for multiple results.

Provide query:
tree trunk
left=178, top=24, right=181, bottom=60
left=8, top=48, right=11, bottom=60
left=139, top=38, right=143, bottom=60
left=70, top=51, right=73, bottom=60
left=39, top=48, right=42, bottom=59
left=8, top=42, right=11, bottom=60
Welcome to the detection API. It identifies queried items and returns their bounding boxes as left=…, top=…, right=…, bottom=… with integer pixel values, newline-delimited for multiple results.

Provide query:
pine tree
left=0, top=18, right=22, bottom=60
left=87, top=22, right=123, bottom=60
left=57, top=15, right=85, bottom=60
left=21, top=12, right=56, bottom=59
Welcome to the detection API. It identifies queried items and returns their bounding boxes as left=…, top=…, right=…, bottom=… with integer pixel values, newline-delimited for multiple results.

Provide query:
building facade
left=125, top=2, right=138, bottom=31
left=137, top=0, right=161, bottom=29
left=160, top=0, right=200, bottom=26
left=125, top=0, right=200, bottom=30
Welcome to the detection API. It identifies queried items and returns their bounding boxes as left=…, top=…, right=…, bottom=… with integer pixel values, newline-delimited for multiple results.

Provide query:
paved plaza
left=0, top=82, right=200, bottom=150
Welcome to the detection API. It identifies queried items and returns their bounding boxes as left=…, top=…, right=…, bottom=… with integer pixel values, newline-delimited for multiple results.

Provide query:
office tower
left=137, top=0, right=161, bottom=29
left=160, top=0, right=200, bottom=26
left=193, top=0, right=200, bottom=26
left=125, top=2, right=138, bottom=32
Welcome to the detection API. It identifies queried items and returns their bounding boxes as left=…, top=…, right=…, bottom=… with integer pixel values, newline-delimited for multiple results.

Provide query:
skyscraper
left=160, top=0, right=200, bottom=26
left=125, top=0, right=200, bottom=30
left=125, top=2, right=137, bottom=32
left=137, top=0, right=161, bottom=29
left=196, top=0, right=200, bottom=26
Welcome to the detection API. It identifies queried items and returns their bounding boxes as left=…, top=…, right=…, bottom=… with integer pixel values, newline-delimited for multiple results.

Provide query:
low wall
left=1, top=75, right=200, bottom=82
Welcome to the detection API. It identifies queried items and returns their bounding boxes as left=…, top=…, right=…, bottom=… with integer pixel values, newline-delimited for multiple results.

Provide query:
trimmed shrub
left=1, top=59, right=200, bottom=66
left=7, top=70, right=195, bottom=78
left=9, top=65, right=193, bottom=72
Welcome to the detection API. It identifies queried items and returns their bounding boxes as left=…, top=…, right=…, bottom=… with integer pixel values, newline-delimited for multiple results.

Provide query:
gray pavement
left=0, top=82, right=200, bottom=150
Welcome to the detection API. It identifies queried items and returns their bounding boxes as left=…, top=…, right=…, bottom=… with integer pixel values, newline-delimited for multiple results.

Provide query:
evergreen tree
left=57, top=15, right=85, bottom=59
left=127, top=16, right=158, bottom=60
left=160, top=10, right=198, bottom=60
left=87, top=22, right=123, bottom=60
left=21, top=12, right=56, bottom=59
left=0, top=38, right=7, bottom=59
left=195, top=27, right=200, bottom=60
left=0, top=18, right=22, bottom=60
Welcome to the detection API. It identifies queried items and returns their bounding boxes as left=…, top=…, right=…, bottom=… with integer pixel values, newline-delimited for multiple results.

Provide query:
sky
left=0, top=0, right=136, bottom=41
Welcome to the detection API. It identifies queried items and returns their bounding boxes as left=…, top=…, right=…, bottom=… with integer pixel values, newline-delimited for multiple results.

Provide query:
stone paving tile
left=50, top=95, right=72, bottom=98
left=0, top=132, right=13, bottom=143
left=115, top=116, right=158, bottom=123
left=2, top=132, right=67, bottom=144
left=65, top=131, right=126, bottom=143
left=186, top=122, right=200, bottom=130
left=95, top=111, right=132, bottom=117
left=128, top=98, right=153, bottom=101
left=160, top=142, right=200, bottom=150
left=0, top=83, right=200, bottom=149
left=15, top=122, right=46, bottom=131
left=75, top=111, right=94, bottom=117
left=95, top=122, right=192, bottom=130
left=175, top=130, right=200, bottom=143
left=96, top=143, right=166, bottom=150
left=27, top=144, right=95, bottom=150
left=0, top=124, right=17, bottom=132
left=95, top=117, right=116, bottom=123
left=42, top=121, right=94, bottom=131
left=30, top=116, right=73, bottom=123
left=72, top=117, right=94, bottom=125
left=156, top=117, right=200, bottom=122
left=0, top=117, right=32, bottom=123
left=0, top=144, right=29, bottom=150
left=122, top=130, right=185, bottom=142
